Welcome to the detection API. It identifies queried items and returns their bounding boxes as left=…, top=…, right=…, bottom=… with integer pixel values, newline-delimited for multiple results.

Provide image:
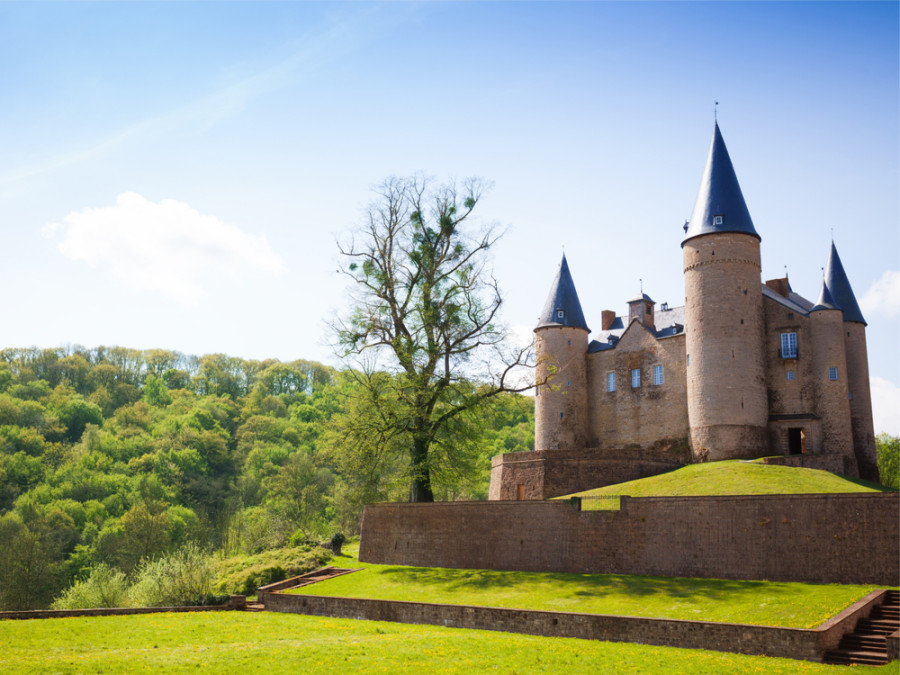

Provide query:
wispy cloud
left=860, top=270, right=900, bottom=318
left=0, top=4, right=386, bottom=186
left=43, top=192, right=285, bottom=306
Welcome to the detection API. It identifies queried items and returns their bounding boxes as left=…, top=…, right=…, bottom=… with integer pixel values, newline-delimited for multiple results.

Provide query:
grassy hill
left=561, top=460, right=894, bottom=499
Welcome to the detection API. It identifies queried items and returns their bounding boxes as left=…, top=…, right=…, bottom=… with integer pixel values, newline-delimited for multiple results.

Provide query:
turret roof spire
left=682, top=122, right=760, bottom=246
left=824, top=242, right=866, bottom=324
left=811, top=276, right=841, bottom=312
left=536, top=254, right=589, bottom=331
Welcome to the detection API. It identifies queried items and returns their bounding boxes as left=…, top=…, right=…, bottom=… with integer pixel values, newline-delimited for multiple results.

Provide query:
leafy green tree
left=334, top=176, right=532, bottom=501
left=876, top=433, right=899, bottom=489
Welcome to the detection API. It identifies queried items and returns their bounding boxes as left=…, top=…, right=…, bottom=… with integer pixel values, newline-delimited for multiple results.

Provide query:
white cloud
left=871, top=376, right=900, bottom=436
left=860, top=270, right=900, bottom=317
left=44, top=192, right=285, bottom=306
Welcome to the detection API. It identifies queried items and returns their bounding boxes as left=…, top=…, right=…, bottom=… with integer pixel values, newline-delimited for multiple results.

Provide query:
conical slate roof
left=811, top=277, right=841, bottom=312
left=536, top=255, right=589, bottom=331
left=824, top=242, right=866, bottom=324
left=683, top=123, right=760, bottom=246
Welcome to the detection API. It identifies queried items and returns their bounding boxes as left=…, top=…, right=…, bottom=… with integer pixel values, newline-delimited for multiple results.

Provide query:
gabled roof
left=823, top=242, right=866, bottom=324
left=811, top=277, right=841, bottom=312
left=536, top=254, right=590, bottom=331
left=589, top=304, right=685, bottom=352
left=682, top=123, right=760, bottom=246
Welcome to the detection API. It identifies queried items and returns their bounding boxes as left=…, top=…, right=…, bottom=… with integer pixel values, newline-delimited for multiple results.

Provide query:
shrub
left=212, top=545, right=332, bottom=596
left=52, top=563, right=128, bottom=609
left=128, top=543, right=214, bottom=607
left=876, top=433, right=899, bottom=490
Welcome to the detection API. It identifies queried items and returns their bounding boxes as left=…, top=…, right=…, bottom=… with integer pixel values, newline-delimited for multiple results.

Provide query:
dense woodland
left=0, top=346, right=533, bottom=609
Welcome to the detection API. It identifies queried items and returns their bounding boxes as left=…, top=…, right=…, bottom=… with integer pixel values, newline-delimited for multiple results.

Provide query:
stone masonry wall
left=264, top=590, right=887, bottom=663
left=489, top=449, right=684, bottom=500
left=844, top=322, right=879, bottom=481
left=534, top=326, right=589, bottom=452
left=683, top=233, right=769, bottom=459
left=360, top=493, right=899, bottom=585
left=586, top=327, right=689, bottom=452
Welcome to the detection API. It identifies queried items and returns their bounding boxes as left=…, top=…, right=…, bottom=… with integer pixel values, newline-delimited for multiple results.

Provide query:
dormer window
left=556, top=309, right=565, bottom=319
left=713, top=215, right=724, bottom=226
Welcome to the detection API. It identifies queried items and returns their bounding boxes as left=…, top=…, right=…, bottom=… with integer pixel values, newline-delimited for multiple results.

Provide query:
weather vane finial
left=639, top=278, right=643, bottom=294
left=714, top=101, right=719, bottom=123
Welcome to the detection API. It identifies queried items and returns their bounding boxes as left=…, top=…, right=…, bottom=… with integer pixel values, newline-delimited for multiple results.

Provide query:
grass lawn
left=290, top=556, right=877, bottom=629
left=0, top=610, right=890, bottom=674
left=562, top=460, right=894, bottom=499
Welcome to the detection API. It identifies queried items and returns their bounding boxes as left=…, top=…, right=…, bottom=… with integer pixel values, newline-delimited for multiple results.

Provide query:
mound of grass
left=212, top=545, right=332, bottom=596
left=562, top=460, right=894, bottom=499
left=0, top=610, right=889, bottom=674
left=288, top=561, right=877, bottom=629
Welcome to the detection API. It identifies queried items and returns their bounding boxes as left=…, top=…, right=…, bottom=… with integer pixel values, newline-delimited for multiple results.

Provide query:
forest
left=0, top=345, right=534, bottom=610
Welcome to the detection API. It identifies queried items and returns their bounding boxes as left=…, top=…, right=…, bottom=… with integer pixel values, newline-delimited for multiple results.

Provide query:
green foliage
left=876, top=433, right=899, bottom=489
left=128, top=543, right=214, bottom=607
left=0, top=345, right=532, bottom=609
left=51, top=562, right=128, bottom=609
left=211, top=544, right=332, bottom=595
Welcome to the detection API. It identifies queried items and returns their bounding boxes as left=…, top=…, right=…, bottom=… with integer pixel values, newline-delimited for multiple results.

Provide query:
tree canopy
left=334, top=176, right=533, bottom=502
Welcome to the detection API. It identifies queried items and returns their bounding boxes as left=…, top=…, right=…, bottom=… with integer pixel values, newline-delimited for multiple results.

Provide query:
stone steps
left=823, top=591, right=899, bottom=666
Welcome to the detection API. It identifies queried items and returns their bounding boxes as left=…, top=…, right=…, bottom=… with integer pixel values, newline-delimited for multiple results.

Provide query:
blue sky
left=1, top=1, right=897, bottom=432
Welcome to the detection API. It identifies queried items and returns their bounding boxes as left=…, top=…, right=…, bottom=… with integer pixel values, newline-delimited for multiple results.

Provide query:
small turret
left=682, top=123, right=769, bottom=460
left=534, top=255, right=589, bottom=452
left=823, top=243, right=878, bottom=481
left=810, top=277, right=855, bottom=471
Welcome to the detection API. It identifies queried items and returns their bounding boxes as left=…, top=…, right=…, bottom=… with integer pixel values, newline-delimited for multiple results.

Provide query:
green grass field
left=0, top=610, right=890, bottom=674
left=562, top=460, right=893, bottom=499
left=289, top=559, right=876, bottom=629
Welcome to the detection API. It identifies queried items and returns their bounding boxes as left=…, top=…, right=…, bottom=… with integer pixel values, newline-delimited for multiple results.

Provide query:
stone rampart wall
left=360, top=493, right=899, bottom=585
left=264, top=589, right=887, bottom=663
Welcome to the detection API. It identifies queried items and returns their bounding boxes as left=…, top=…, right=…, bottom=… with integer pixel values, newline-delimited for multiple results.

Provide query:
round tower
left=823, top=243, right=879, bottom=482
left=682, top=123, right=769, bottom=460
left=534, top=255, right=590, bottom=452
left=809, top=279, right=855, bottom=473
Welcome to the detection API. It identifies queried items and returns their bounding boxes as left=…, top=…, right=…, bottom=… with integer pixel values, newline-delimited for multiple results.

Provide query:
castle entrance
left=788, top=427, right=806, bottom=454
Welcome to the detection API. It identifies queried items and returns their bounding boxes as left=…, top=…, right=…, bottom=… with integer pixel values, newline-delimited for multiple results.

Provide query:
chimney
left=601, top=310, right=616, bottom=331
left=765, top=278, right=790, bottom=298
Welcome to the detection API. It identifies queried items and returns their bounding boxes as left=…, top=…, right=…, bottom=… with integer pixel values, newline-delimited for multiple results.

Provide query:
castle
left=489, top=123, right=880, bottom=500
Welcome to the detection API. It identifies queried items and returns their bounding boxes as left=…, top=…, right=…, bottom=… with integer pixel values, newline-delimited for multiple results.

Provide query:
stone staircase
left=824, top=590, right=899, bottom=666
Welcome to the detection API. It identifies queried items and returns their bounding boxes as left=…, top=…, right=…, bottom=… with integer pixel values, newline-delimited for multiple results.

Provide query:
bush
left=51, top=563, right=128, bottom=609
left=212, top=545, right=332, bottom=596
left=876, top=433, right=899, bottom=490
left=128, top=543, right=214, bottom=607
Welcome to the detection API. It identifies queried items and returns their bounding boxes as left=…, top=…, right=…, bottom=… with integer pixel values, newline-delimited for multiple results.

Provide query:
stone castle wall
left=683, top=232, right=769, bottom=459
left=845, top=322, right=879, bottom=481
left=586, top=327, right=689, bottom=451
left=534, top=326, right=589, bottom=452
left=361, top=493, right=899, bottom=585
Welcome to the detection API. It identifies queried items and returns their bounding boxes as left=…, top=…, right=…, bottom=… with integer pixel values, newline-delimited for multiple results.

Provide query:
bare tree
left=333, top=175, right=532, bottom=502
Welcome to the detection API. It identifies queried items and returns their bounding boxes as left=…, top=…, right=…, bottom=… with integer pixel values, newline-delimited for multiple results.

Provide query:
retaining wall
left=264, top=588, right=886, bottom=663
left=359, top=493, right=899, bottom=585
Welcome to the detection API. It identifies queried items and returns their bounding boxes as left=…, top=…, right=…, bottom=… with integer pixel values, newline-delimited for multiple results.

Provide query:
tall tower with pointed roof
left=682, top=123, right=769, bottom=460
left=824, top=243, right=879, bottom=481
left=533, top=255, right=590, bottom=456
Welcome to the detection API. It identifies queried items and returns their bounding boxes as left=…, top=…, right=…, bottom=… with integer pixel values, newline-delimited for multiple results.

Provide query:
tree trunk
left=409, top=436, right=434, bottom=502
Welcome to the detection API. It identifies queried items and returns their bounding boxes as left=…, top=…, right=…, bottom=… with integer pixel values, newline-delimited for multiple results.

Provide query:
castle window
left=631, top=369, right=641, bottom=388
left=829, top=367, right=838, bottom=381
left=780, top=332, right=798, bottom=359
left=560, top=412, right=564, bottom=418
left=653, top=365, right=664, bottom=385
left=713, top=215, right=723, bottom=226
left=787, top=371, right=794, bottom=381
left=557, top=309, right=565, bottom=319
left=788, top=313, right=794, bottom=320
left=607, top=372, right=616, bottom=392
